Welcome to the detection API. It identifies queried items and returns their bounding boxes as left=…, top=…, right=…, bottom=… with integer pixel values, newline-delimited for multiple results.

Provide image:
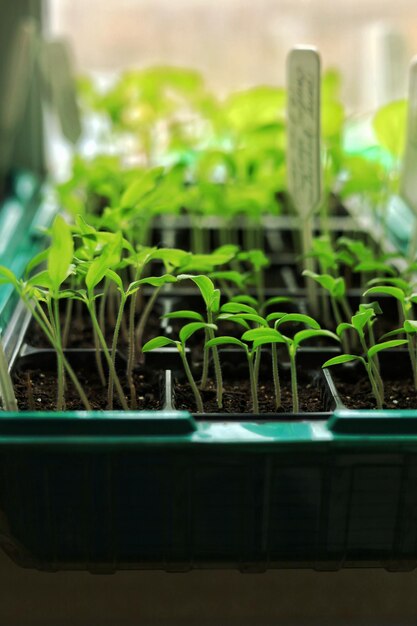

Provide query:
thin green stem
left=207, top=309, right=223, bottom=408
left=135, top=286, right=162, bottom=361
left=200, top=328, right=209, bottom=390
left=92, top=299, right=106, bottom=386
left=271, top=343, right=281, bottom=409
left=247, top=352, right=259, bottom=413
left=179, top=345, right=204, bottom=413
left=88, top=300, right=129, bottom=411
left=53, top=297, right=65, bottom=411
left=108, top=294, right=127, bottom=410
left=127, top=289, right=139, bottom=409
left=289, top=348, right=299, bottom=413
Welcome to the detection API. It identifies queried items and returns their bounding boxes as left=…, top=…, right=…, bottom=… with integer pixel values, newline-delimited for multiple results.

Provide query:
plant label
left=287, top=47, right=322, bottom=216
left=39, top=39, right=82, bottom=144
left=401, top=56, right=417, bottom=217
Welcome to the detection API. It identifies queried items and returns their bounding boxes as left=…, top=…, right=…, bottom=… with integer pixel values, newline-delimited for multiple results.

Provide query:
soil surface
left=174, top=378, right=327, bottom=414
left=12, top=368, right=161, bottom=412
left=335, top=377, right=417, bottom=409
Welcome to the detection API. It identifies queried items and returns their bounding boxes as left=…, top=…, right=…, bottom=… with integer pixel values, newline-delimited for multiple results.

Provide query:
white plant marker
left=401, top=56, right=417, bottom=263
left=287, top=46, right=322, bottom=315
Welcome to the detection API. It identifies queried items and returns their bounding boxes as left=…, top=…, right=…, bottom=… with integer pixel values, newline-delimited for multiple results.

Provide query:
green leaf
left=163, top=310, right=204, bottom=322
left=262, top=296, right=291, bottom=310
left=135, top=274, right=177, bottom=288
left=359, top=301, right=383, bottom=315
left=302, top=270, right=345, bottom=298
left=105, top=269, right=124, bottom=292
left=220, top=302, right=258, bottom=315
left=209, top=271, right=247, bottom=288
left=275, top=313, right=320, bottom=329
left=230, top=295, right=259, bottom=308
left=179, top=322, right=216, bottom=345
left=48, top=215, right=74, bottom=293
left=404, top=320, right=417, bottom=334
left=293, top=329, right=339, bottom=349
left=242, top=327, right=285, bottom=342
left=322, top=354, right=361, bottom=368
left=380, top=327, right=406, bottom=340
left=336, top=322, right=353, bottom=337
left=85, top=231, right=123, bottom=293
left=0, top=266, right=18, bottom=287
left=24, top=248, right=49, bottom=278
left=368, top=339, right=408, bottom=359
left=177, top=274, right=215, bottom=309
left=351, top=309, right=374, bottom=336
left=363, top=286, right=405, bottom=303
left=354, top=261, right=395, bottom=275
left=252, top=336, right=288, bottom=349
left=373, top=99, right=407, bottom=159
left=205, top=336, right=246, bottom=350
left=142, top=336, right=177, bottom=352
left=217, top=314, right=251, bottom=330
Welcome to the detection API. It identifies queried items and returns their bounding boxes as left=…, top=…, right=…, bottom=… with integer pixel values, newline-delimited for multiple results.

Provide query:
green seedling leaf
left=275, top=313, right=320, bottom=329
left=230, top=295, right=259, bottom=308
left=24, top=248, right=49, bottom=278
left=86, top=231, right=123, bottom=293
left=359, top=301, right=383, bottom=315
left=209, top=271, right=248, bottom=288
left=179, top=322, right=217, bottom=345
left=373, top=99, right=407, bottom=159
left=336, top=322, right=353, bottom=336
left=142, top=336, right=177, bottom=352
left=217, top=314, right=251, bottom=330
left=368, top=339, right=408, bottom=359
left=351, top=309, right=374, bottom=336
left=177, top=274, right=215, bottom=309
left=48, top=214, right=74, bottom=293
left=364, top=286, right=405, bottom=303
left=135, top=274, right=177, bottom=288
left=152, top=248, right=190, bottom=269
left=0, top=266, right=18, bottom=287
left=105, top=268, right=124, bottom=292
left=163, top=310, right=204, bottom=322
left=205, top=336, right=246, bottom=350
left=366, top=277, right=411, bottom=292
left=404, top=320, right=417, bottom=333
left=293, top=329, right=339, bottom=349
left=252, top=335, right=287, bottom=349
left=220, top=302, right=258, bottom=315
left=322, top=354, right=361, bottom=368
left=354, top=261, right=395, bottom=275
left=221, top=313, right=267, bottom=326
left=302, top=270, right=345, bottom=298
left=262, top=296, right=291, bottom=310
left=242, top=327, right=285, bottom=342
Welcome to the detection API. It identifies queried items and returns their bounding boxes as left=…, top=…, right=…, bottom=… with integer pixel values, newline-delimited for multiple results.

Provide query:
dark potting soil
left=12, top=368, right=161, bottom=412
left=25, top=310, right=163, bottom=350
left=174, top=378, right=326, bottom=414
left=335, top=377, right=417, bottom=409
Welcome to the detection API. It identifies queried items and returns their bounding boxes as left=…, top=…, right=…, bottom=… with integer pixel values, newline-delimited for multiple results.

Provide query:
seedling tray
left=2, top=319, right=417, bottom=572
left=2, top=201, right=417, bottom=573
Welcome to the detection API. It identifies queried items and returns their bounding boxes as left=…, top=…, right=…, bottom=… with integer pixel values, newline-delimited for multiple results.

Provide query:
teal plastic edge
left=330, top=409, right=417, bottom=437
left=0, top=172, right=53, bottom=334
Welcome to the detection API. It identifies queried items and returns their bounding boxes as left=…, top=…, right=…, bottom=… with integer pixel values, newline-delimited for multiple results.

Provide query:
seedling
left=241, top=315, right=338, bottom=412
left=175, top=275, right=223, bottom=407
left=323, top=330, right=407, bottom=410
left=143, top=322, right=217, bottom=413
left=364, top=280, right=417, bottom=387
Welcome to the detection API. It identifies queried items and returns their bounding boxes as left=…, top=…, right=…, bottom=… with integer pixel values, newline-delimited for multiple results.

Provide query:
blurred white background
left=49, top=0, right=417, bottom=110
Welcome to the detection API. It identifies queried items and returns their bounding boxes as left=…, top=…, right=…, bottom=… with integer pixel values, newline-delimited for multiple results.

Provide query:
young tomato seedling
left=142, top=322, right=217, bottom=413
